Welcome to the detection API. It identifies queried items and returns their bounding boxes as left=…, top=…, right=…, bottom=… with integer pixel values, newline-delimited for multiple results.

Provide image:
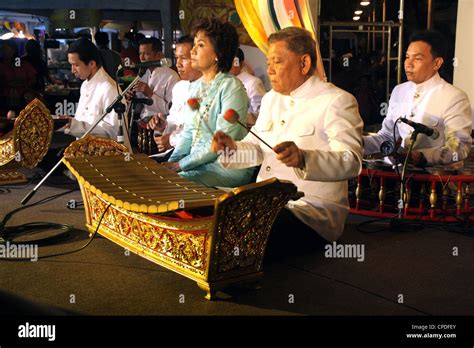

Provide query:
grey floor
left=0, top=171, right=473, bottom=316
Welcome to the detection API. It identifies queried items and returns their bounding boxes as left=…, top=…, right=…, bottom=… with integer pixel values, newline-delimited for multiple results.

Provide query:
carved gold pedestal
left=0, top=99, right=53, bottom=184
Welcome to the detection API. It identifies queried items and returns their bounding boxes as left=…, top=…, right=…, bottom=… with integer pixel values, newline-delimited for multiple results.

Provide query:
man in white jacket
left=63, top=37, right=120, bottom=140
left=212, top=27, right=363, bottom=245
left=364, top=31, right=472, bottom=168
left=133, top=37, right=180, bottom=121
left=147, top=35, right=202, bottom=157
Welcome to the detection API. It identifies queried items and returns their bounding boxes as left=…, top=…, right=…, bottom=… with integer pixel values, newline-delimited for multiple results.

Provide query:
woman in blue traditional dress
left=164, top=17, right=255, bottom=187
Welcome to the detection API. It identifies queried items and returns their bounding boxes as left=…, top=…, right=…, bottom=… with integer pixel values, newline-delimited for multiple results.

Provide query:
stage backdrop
left=453, top=0, right=474, bottom=127
left=234, top=0, right=325, bottom=80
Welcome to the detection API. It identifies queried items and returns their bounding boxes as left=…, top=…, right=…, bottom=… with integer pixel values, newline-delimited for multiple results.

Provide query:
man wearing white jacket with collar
left=364, top=30, right=472, bottom=168
left=62, top=37, right=120, bottom=140
left=212, top=27, right=364, bottom=244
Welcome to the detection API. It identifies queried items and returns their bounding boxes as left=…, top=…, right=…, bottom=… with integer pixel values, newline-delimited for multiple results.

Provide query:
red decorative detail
left=350, top=168, right=474, bottom=222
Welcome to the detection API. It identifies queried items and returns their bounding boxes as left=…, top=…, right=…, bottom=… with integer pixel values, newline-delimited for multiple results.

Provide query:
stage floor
left=0, top=169, right=473, bottom=316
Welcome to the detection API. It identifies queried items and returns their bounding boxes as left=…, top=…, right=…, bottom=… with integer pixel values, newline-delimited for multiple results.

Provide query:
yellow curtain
left=235, top=0, right=326, bottom=81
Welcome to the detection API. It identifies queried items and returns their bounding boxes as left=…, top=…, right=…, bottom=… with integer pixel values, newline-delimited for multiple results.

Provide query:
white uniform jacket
left=220, top=76, right=364, bottom=241
left=364, top=73, right=472, bottom=166
left=68, top=67, right=120, bottom=139
left=138, top=67, right=180, bottom=120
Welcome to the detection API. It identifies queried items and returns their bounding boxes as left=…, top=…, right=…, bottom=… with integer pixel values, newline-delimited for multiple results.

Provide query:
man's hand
left=125, top=90, right=134, bottom=101
left=212, top=131, right=237, bottom=153
left=154, top=133, right=172, bottom=152
left=162, top=161, right=181, bottom=173
left=397, top=149, right=427, bottom=167
left=273, top=141, right=305, bottom=169
left=147, top=113, right=167, bottom=131
left=408, top=150, right=427, bottom=167
left=133, top=81, right=153, bottom=98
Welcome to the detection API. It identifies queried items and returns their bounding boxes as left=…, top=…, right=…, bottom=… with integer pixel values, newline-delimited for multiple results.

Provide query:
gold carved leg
left=456, top=182, right=463, bottom=215
left=197, top=282, right=217, bottom=301
left=378, top=177, right=385, bottom=213
left=355, top=176, right=361, bottom=210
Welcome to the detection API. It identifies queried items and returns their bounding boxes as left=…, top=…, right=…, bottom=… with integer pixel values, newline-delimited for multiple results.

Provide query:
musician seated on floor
left=363, top=30, right=473, bottom=168
left=162, top=17, right=255, bottom=188
left=212, top=27, right=364, bottom=247
left=147, top=35, right=203, bottom=162
left=60, top=38, right=120, bottom=140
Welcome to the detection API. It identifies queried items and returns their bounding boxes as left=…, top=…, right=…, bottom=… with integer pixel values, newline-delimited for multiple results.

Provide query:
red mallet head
left=223, top=109, right=240, bottom=124
left=187, top=98, right=200, bottom=110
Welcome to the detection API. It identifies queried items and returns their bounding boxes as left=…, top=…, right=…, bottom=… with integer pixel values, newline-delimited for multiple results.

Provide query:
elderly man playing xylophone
left=212, top=27, right=364, bottom=253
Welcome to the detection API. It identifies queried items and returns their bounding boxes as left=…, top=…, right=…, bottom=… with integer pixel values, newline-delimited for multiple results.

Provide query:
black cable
left=393, top=117, right=402, bottom=179
left=2, top=222, right=73, bottom=246
left=0, top=188, right=77, bottom=231
left=0, top=203, right=112, bottom=261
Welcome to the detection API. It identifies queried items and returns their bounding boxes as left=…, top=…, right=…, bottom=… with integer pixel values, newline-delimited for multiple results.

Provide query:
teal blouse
left=169, top=72, right=255, bottom=187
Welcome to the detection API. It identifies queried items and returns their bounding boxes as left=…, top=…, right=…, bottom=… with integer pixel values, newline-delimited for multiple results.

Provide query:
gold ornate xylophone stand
left=0, top=99, right=53, bottom=185
left=62, top=135, right=303, bottom=300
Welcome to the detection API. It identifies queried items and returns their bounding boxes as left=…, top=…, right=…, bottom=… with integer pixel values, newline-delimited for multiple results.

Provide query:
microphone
left=122, top=58, right=172, bottom=69
left=400, top=118, right=440, bottom=140
left=131, top=97, right=153, bottom=105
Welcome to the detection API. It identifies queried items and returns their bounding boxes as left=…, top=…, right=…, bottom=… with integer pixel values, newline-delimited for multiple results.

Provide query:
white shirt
left=220, top=76, right=364, bottom=241
left=68, top=67, right=120, bottom=139
left=138, top=66, right=180, bottom=119
left=237, top=71, right=266, bottom=125
left=364, top=73, right=472, bottom=166
left=162, top=80, right=191, bottom=147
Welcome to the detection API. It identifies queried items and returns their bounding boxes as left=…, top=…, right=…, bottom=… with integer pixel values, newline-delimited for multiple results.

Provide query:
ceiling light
left=0, top=32, right=14, bottom=40
left=360, top=1, right=370, bottom=6
left=353, top=16, right=361, bottom=21
left=355, top=10, right=363, bottom=15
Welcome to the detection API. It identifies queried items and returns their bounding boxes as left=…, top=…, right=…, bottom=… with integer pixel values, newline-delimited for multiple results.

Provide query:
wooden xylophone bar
left=63, top=154, right=225, bottom=213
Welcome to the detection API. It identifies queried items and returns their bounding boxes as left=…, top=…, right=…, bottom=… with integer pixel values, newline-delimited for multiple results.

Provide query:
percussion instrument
left=350, top=162, right=474, bottom=222
left=136, top=120, right=156, bottom=155
left=62, top=135, right=302, bottom=299
left=0, top=99, right=53, bottom=185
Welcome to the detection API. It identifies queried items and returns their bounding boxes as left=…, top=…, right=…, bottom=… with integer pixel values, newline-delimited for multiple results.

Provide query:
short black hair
left=236, top=48, right=245, bottom=63
left=176, top=35, right=194, bottom=46
left=191, top=17, right=239, bottom=73
left=409, top=30, right=447, bottom=60
left=138, top=37, right=163, bottom=53
left=67, top=37, right=102, bottom=67
left=94, top=31, right=109, bottom=46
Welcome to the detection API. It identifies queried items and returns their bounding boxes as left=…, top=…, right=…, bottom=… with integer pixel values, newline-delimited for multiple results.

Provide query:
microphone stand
left=21, top=75, right=141, bottom=205
left=115, top=102, right=126, bottom=145
left=396, top=131, right=419, bottom=219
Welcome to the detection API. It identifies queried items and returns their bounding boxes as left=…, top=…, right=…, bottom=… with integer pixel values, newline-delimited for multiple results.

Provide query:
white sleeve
left=363, top=89, right=401, bottom=155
